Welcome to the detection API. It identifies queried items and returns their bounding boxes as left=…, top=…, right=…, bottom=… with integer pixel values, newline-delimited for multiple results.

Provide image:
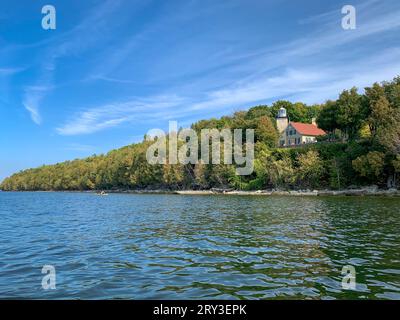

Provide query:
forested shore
left=2, top=77, right=400, bottom=192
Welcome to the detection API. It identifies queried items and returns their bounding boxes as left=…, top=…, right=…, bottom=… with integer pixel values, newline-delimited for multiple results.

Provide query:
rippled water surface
left=0, top=192, right=399, bottom=299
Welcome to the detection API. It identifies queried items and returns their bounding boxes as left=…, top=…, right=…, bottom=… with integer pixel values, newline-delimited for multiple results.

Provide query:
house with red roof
left=276, top=107, right=326, bottom=147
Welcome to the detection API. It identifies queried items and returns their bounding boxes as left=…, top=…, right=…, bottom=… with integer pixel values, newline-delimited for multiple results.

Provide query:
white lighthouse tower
left=276, top=107, right=289, bottom=133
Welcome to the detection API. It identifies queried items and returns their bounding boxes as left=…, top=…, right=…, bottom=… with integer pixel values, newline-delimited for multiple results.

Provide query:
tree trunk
left=387, top=174, right=396, bottom=189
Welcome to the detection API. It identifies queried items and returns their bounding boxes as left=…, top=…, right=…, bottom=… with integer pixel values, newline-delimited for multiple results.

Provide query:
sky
left=1, top=0, right=400, bottom=181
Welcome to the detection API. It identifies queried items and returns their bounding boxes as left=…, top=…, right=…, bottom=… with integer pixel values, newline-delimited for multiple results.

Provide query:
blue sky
left=1, top=0, right=400, bottom=181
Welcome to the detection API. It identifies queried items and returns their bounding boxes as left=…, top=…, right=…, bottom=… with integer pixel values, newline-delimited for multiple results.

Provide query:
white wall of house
left=278, top=124, right=317, bottom=146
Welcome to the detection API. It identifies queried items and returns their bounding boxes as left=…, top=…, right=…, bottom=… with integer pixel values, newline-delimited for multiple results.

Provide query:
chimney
left=312, top=117, right=317, bottom=126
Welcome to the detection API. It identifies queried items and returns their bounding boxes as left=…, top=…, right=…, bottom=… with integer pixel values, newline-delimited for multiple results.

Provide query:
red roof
left=290, top=122, right=326, bottom=136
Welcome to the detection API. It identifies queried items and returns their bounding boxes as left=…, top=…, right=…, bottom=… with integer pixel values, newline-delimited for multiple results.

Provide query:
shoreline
left=175, top=188, right=400, bottom=197
left=2, top=187, right=399, bottom=197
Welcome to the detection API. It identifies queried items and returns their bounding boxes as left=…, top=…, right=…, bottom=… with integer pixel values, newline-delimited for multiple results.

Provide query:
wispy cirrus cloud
left=55, top=45, right=400, bottom=137
left=21, top=0, right=125, bottom=125
left=298, top=0, right=380, bottom=25
left=0, top=66, right=25, bottom=76
left=56, top=95, right=186, bottom=135
left=11, top=0, right=400, bottom=135
left=22, top=85, right=54, bottom=124
left=23, top=95, right=42, bottom=125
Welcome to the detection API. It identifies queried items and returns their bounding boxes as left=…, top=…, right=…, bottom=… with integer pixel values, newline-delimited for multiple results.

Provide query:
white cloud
left=23, top=103, right=41, bottom=125
left=0, top=67, right=25, bottom=76
left=55, top=45, right=400, bottom=136
left=21, top=0, right=124, bottom=125
left=48, top=0, right=400, bottom=133
left=56, top=95, right=186, bottom=135
left=22, top=85, right=54, bottom=125
left=55, top=43, right=400, bottom=136
left=298, top=0, right=380, bottom=25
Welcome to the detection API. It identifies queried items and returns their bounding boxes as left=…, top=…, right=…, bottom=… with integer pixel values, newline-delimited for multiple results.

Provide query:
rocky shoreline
left=2, top=186, right=399, bottom=196
left=175, top=187, right=400, bottom=196
left=102, top=186, right=400, bottom=197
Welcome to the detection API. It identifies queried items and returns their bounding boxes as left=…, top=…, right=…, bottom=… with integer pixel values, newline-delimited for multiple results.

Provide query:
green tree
left=316, top=100, right=338, bottom=139
left=365, top=83, right=391, bottom=137
left=336, top=87, right=365, bottom=140
left=297, top=150, right=324, bottom=187
left=254, top=116, right=278, bottom=147
left=296, top=150, right=324, bottom=188
left=383, top=76, right=400, bottom=108
left=246, top=105, right=272, bottom=120
left=352, top=151, right=385, bottom=179
left=258, top=152, right=296, bottom=188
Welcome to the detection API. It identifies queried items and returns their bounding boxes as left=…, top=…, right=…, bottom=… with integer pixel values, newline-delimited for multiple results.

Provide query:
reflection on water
left=0, top=192, right=399, bottom=299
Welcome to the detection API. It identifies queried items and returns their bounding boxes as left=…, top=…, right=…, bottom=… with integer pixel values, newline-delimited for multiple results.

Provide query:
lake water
left=0, top=192, right=399, bottom=299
